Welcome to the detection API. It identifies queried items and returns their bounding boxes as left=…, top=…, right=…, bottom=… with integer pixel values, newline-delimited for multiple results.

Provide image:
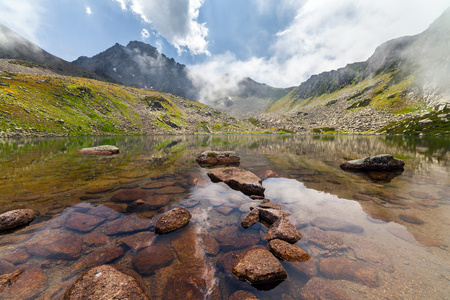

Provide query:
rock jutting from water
left=155, top=207, right=191, bottom=234
left=265, top=218, right=302, bottom=243
left=207, top=167, right=265, bottom=197
left=196, top=151, right=240, bottom=166
left=0, top=209, right=38, bottom=231
left=340, top=154, right=405, bottom=172
left=75, top=145, right=119, bottom=156
left=268, top=239, right=310, bottom=262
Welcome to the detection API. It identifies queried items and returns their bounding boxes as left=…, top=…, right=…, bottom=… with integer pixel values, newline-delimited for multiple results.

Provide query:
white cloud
left=115, top=0, right=209, bottom=56
left=141, top=28, right=150, bottom=40
left=86, top=6, right=92, bottom=15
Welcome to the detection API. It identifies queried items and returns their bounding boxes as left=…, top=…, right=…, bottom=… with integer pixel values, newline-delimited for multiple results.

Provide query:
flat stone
left=2, top=249, right=30, bottom=265
left=202, top=235, right=220, bottom=256
left=258, top=208, right=291, bottom=224
left=0, top=265, right=47, bottom=300
left=127, top=195, right=172, bottom=212
left=268, top=239, right=310, bottom=262
left=300, top=277, right=351, bottom=300
left=291, top=257, right=319, bottom=278
left=217, top=206, right=234, bottom=215
left=65, top=212, right=105, bottom=232
left=259, top=199, right=281, bottom=210
left=353, top=193, right=374, bottom=201
left=207, top=167, right=265, bottom=196
left=229, top=290, right=259, bottom=300
left=302, top=227, right=345, bottom=250
left=75, top=145, right=119, bottom=156
left=154, top=185, right=186, bottom=195
left=319, top=257, right=379, bottom=287
left=232, top=247, right=287, bottom=284
left=241, top=208, right=260, bottom=228
left=310, top=217, right=364, bottom=234
left=409, top=191, right=431, bottom=199
left=196, top=151, right=240, bottom=166
left=87, top=205, right=121, bottom=220
left=216, top=225, right=260, bottom=251
left=72, top=246, right=124, bottom=274
left=64, top=265, right=150, bottom=299
left=179, top=198, right=200, bottom=208
left=26, top=232, right=83, bottom=260
left=155, top=207, right=191, bottom=234
left=0, top=209, right=37, bottom=231
left=265, top=218, right=302, bottom=243
left=118, top=231, right=156, bottom=250
left=83, top=232, right=110, bottom=247
left=103, top=215, right=153, bottom=235
left=110, top=189, right=153, bottom=203
left=132, top=245, right=174, bottom=275
left=340, top=154, right=404, bottom=172
left=141, top=181, right=174, bottom=189
left=398, top=214, right=424, bottom=225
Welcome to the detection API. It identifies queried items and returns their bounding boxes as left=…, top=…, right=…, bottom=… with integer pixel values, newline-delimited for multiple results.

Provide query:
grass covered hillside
left=0, top=72, right=256, bottom=137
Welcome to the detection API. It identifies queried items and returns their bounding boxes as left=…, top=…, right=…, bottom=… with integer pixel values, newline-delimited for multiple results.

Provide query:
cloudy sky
left=0, top=0, right=449, bottom=87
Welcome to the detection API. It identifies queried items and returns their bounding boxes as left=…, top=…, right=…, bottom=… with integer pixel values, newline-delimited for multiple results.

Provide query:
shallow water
left=0, top=134, right=449, bottom=299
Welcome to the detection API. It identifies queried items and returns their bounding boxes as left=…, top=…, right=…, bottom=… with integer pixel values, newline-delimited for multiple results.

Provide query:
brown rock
left=340, top=154, right=404, bottom=172
left=241, top=209, right=260, bottom=228
left=368, top=171, right=388, bottom=180
left=353, top=193, right=374, bottom=201
left=302, top=227, right=345, bottom=250
left=127, top=195, right=172, bottom=212
left=232, top=247, right=287, bottom=284
left=75, top=145, right=119, bottom=156
left=0, top=209, right=37, bottom=231
left=353, top=246, right=395, bottom=273
left=110, top=189, right=153, bottom=203
left=265, top=218, right=302, bottom=243
left=196, top=151, right=240, bottom=166
left=217, top=206, right=234, bottom=215
left=155, top=185, right=186, bottom=195
left=300, top=277, right=351, bottom=300
left=171, top=227, right=203, bottom=264
left=0, top=260, right=16, bottom=274
left=0, top=265, right=47, bottom=300
left=259, top=199, right=281, bottom=210
left=207, top=167, right=265, bottom=196
left=87, top=205, right=121, bottom=220
left=2, top=250, right=29, bottom=265
left=398, top=214, right=424, bottom=225
left=409, top=191, right=431, bottom=199
left=155, top=207, right=191, bottom=234
left=202, top=235, right=220, bottom=256
left=229, top=290, right=259, bottom=300
left=265, top=170, right=277, bottom=178
left=132, top=245, right=174, bottom=275
left=72, top=246, right=124, bottom=274
left=217, top=225, right=260, bottom=251
left=258, top=208, right=290, bottom=224
left=291, top=257, right=319, bottom=278
left=103, top=215, right=153, bottom=236
left=83, top=232, right=110, bottom=247
left=268, top=239, right=310, bottom=262
left=417, top=199, right=438, bottom=208
left=26, top=232, right=83, bottom=260
left=310, top=216, right=364, bottom=233
left=103, top=203, right=126, bottom=213
left=250, top=195, right=265, bottom=200
left=64, top=265, right=150, bottom=299
left=65, top=212, right=105, bottom=232
left=118, top=231, right=156, bottom=250
left=319, top=257, right=379, bottom=287
left=387, top=227, right=419, bottom=245
left=0, top=270, right=23, bottom=293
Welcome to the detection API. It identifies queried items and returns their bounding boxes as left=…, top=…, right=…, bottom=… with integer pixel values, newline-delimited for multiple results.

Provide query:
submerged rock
left=155, top=207, right=191, bottom=234
left=340, top=154, right=404, bottom=172
left=75, top=145, right=119, bottom=156
left=26, top=232, right=83, bottom=260
left=268, top=239, right=310, bottom=262
left=132, top=245, right=174, bottom=275
left=310, top=217, right=364, bottom=234
left=319, top=257, right=379, bottom=287
left=207, top=167, right=265, bottom=197
left=0, top=209, right=37, bottom=231
left=258, top=208, right=291, bottom=224
left=300, top=277, right=351, bottom=300
left=196, top=151, right=240, bottom=166
left=0, top=265, right=47, bottom=300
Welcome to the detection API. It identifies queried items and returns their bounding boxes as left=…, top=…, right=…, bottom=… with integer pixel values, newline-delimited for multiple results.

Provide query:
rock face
left=0, top=209, right=37, bottom=231
left=232, top=247, right=287, bottom=284
left=155, top=207, right=191, bottom=234
left=265, top=218, right=302, bottom=243
left=310, top=217, right=364, bottom=234
left=64, top=265, right=150, bottom=299
left=207, top=167, right=265, bottom=196
left=340, top=154, right=405, bottom=172
left=300, top=277, right=351, bottom=300
left=319, top=257, right=379, bottom=287
left=196, top=151, right=240, bottom=166
left=75, top=145, right=119, bottom=156
left=268, top=239, right=310, bottom=262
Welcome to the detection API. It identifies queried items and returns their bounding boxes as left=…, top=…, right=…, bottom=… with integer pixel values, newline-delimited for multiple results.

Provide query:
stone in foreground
left=75, top=145, right=119, bottom=156
left=0, top=209, right=37, bottom=231
left=155, top=207, right=191, bottom=234
left=241, top=208, right=260, bottom=228
left=64, top=265, right=150, bottom=299
left=340, top=154, right=404, bottom=172
left=232, top=247, right=287, bottom=284
left=265, top=218, right=302, bottom=243
left=268, top=239, right=310, bottom=262
left=196, top=151, right=240, bottom=166
left=208, top=167, right=265, bottom=196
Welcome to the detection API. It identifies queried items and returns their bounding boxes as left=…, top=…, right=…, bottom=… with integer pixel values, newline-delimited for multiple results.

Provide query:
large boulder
left=155, top=207, right=191, bottom=234
left=196, top=151, right=240, bottom=166
left=0, top=209, right=37, bottom=231
left=207, top=167, right=265, bottom=197
left=340, top=154, right=404, bottom=172
left=232, top=247, right=287, bottom=284
left=64, top=265, right=150, bottom=299
left=75, top=145, right=119, bottom=156
left=265, top=218, right=302, bottom=243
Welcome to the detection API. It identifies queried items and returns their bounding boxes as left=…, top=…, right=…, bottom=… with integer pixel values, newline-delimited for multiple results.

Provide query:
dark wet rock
left=154, top=185, right=186, bottom=195
left=302, top=227, right=345, bottom=250
left=2, top=250, right=30, bottom=265
left=72, top=246, right=124, bottom=274
left=83, top=232, right=110, bottom=247
left=196, top=151, right=240, bottom=166
left=319, top=257, right=379, bottom=287
left=155, top=207, right=191, bottom=234
left=300, top=277, right=351, bottom=300
left=0, top=265, right=47, bottom=300
left=310, top=217, right=364, bottom=234
left=265, top=218, right=302, bottom=243
left=217, top=225, right=260, bottom=251
left=202, top=235, right=220, bottom=256
left=0, top=209, right=37, bottom=231
left=103, top=215, right=153, bottom=235
left=132, top=245, right=174, bottom=276
left=259, top=199, right=281, bottom=210
left=229, top=290, right=259, bottom=300
left=409, top=191, right=431, bottom=199
left=217, top=206, right=234, bottom=215
left=368, top=171, right=389, bottom=181
left=64, top=265, right=150, bottom=299
left=110, top=188, right=153, bottom=203
left=398, top=214, right=424, bottom=225
left=118, top=231, right=156, bottom=250
left=258, top=208, right=291, bottom=224
left=241, top=209, right=260, bottom=228
left=127, top=195, right=172, bottom=212
left=340, top=154, right=404, bottom=172
left=26, top=232, right=83, bottom=260
left=291, top=257, right=319, bottom=278
left=208, top=167, right=265, bottom=196
left=232, top=247, right=287, bottom=284
left=75, top=145, right=119, bottom=156
left=87, top=205, right=121, bottom=220
left=65, top=212, right=105, bottom=233
left=0, top=270, right=23, bottom=293
left=268, top=239, right=310, bottom=262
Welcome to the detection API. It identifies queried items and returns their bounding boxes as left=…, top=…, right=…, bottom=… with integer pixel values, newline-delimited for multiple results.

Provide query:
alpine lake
left=0, top=134, right=449, bottom=299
